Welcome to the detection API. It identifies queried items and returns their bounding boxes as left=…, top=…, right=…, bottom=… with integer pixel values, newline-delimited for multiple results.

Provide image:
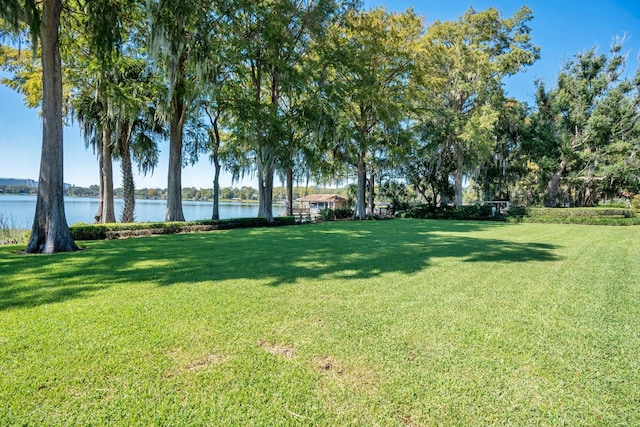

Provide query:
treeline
left=0, top=186, right=37, bottom=195
left=4, top=183, right=349, bottom=202
left=64, top=185, right=347, bottom=202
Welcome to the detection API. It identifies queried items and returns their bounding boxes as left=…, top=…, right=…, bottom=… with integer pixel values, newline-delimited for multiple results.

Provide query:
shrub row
left=70, top=216, right=296, bottom=240
left=512, top=216, right=640, bottom=226
left=401, top=204, right=640, bottom=225
left=402, top=204, right=504, bottom=221
left=529, top=207, right=636, bottom=218
left=505, top=207, right=640, bottom=225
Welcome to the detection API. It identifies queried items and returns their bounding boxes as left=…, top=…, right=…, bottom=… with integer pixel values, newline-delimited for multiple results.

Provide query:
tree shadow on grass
left=0, top=220, right=562, bottom=310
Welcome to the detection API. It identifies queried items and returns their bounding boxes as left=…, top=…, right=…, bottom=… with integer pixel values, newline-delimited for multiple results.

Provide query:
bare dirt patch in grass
left=165, top=349, right=231, bottom=377
left=313, top=355, right=379, bottom=388
left=186, top=353, right=231, bottom=371
left=257, top=340, right=295, bottom=359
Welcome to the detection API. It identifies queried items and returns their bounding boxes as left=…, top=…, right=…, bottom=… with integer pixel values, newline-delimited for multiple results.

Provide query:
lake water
left=0, top=195, right=286, bottom=228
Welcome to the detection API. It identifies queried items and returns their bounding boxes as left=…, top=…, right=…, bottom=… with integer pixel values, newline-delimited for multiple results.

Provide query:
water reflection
left=0, top=195, right=284, bottom=226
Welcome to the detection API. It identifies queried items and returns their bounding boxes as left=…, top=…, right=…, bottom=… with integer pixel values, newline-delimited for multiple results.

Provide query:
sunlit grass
left=1, top=220, right=639, bottom=425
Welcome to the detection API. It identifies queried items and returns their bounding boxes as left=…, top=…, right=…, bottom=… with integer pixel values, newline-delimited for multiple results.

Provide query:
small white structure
left=485, top=200, right=510, bottom=215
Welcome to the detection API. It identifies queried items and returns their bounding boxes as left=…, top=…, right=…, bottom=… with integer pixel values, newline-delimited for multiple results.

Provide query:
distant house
left=296, top=194, right=348, bottom=214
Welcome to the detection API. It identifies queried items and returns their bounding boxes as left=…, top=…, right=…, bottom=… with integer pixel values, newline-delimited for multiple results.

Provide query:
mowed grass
left=1, top=219, right=639, bottom=425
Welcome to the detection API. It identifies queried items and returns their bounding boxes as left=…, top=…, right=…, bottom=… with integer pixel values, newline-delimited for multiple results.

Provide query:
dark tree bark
left=286, top=168, right=294, bottom=216
left=208, top=108, right=222, bottom=221
left=367, top=165, right=375, bottom=217
left=165, top=54, right=187, bottom=222
left=166, top=103, right=186, bottom=221
left=354, top=151, right=367, bottom=219
left=94, top=137, right=104, bottom=223
left=544, top=158, right=567, bottom=207
left=257, top=145, right=275, bottom=223
left=211, top=157, right=221, bottom=221
left=454, top=143, right=464, bottom=207
left=212, top=168, right=220, bottom=221
left=26, top=0, right=78, bottom=253
left=101, top=127, right=116, bottom=223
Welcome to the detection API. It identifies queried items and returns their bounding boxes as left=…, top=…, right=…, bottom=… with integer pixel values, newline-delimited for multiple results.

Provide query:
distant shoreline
left=0, top=193, right=266, bottom=204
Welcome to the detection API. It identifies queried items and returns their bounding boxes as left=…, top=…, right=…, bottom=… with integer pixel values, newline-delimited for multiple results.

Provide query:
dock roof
left=296, top=194, right=347, bottom=202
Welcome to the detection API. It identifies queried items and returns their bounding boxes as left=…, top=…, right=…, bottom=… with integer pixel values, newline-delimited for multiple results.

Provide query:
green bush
left=507, top=207, right=640, bottom=226
left=318, top=208, right=352, bottom=221
left=527, top=207, right=635, bottom=219
left=70, top=223, right=108, bottom=240
left=334, top=208, right=353, bottom=219
left=274, top=216, right=296, bottom=226
left=632, top=195, right=640, bottom=212
left=319, top=208, right=336, bottom=221
left=503, top=206, right=528, bottom=223
left=597, top=199, right=629, bottom=209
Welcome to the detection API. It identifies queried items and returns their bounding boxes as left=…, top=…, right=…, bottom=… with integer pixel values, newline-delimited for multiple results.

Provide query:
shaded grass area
left=1, top=220, right=639, bottom=425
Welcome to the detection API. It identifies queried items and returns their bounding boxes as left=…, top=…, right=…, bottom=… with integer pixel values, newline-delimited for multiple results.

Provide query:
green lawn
left=1, top=220, right=639, bottom=425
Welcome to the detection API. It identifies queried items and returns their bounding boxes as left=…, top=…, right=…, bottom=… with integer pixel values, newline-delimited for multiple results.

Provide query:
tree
left=69, top=44, right=151, bottom=225
left=475, top=98, right=530, bottom=202
left=2, top=0, right=78, bottom=253
left=278, top=76, right=331, bottom=216
left=72, top=68, right=122, bottom=224
left=322, top=7, right=422, bottom=219
left=3, top=1, right=125, bottom=248
left=204, top=102, right=225, bottom=220
left=195, top=34, right=233, bottom=221
left=531, top=43, right=640, bottom=206
left=402, top=119, right=456, bottom=207
left=147, top=0, right=216, bottom=221
left=72, top=79, right=109, bottom=222
left=225, top=0, right=344, bottom=222
left=112, top=61, right=163, bottom=223
left=421, top=7, right=539, bottom=206
left=378, top=180, right=411, bottom=211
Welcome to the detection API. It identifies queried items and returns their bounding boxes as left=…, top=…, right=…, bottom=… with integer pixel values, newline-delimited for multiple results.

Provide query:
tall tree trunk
left=367, top=167, right=375, bottom=217
left=210, top=113, right=221, bottom=220
left=94, top=137, right=104, bottom=223
left=544, top=158, right=567, bottom=207
left=257, top=146, right=275, bottom=223
left=454, top=143, right=464, bottom=207
left=165, top=49, right=188, bottom=222
left=119, top=129, right=135, bottom=223
left=101, top=127, right=116, bottom=223
left=286, top=168, right=294, bottom=216
left=354, top=151, right=367, bottom=219
left=166, top=89, right=186, bottom=222
left=26, top=0, right=78, bottom=253
left=212, top=169, right=220, bottom=221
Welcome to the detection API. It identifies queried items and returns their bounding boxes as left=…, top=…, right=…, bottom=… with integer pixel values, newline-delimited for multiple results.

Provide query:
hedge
left=505, top=207, right=640, bottom=225
left=70, top=216, right=296, bottom=240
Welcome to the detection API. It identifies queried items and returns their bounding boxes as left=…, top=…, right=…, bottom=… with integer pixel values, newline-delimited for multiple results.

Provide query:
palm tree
left=74, top=58, right=164, bottom=224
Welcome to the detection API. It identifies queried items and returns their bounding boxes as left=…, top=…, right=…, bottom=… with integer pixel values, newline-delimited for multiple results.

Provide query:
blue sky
left=1, top=0, right=639, bottom=189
